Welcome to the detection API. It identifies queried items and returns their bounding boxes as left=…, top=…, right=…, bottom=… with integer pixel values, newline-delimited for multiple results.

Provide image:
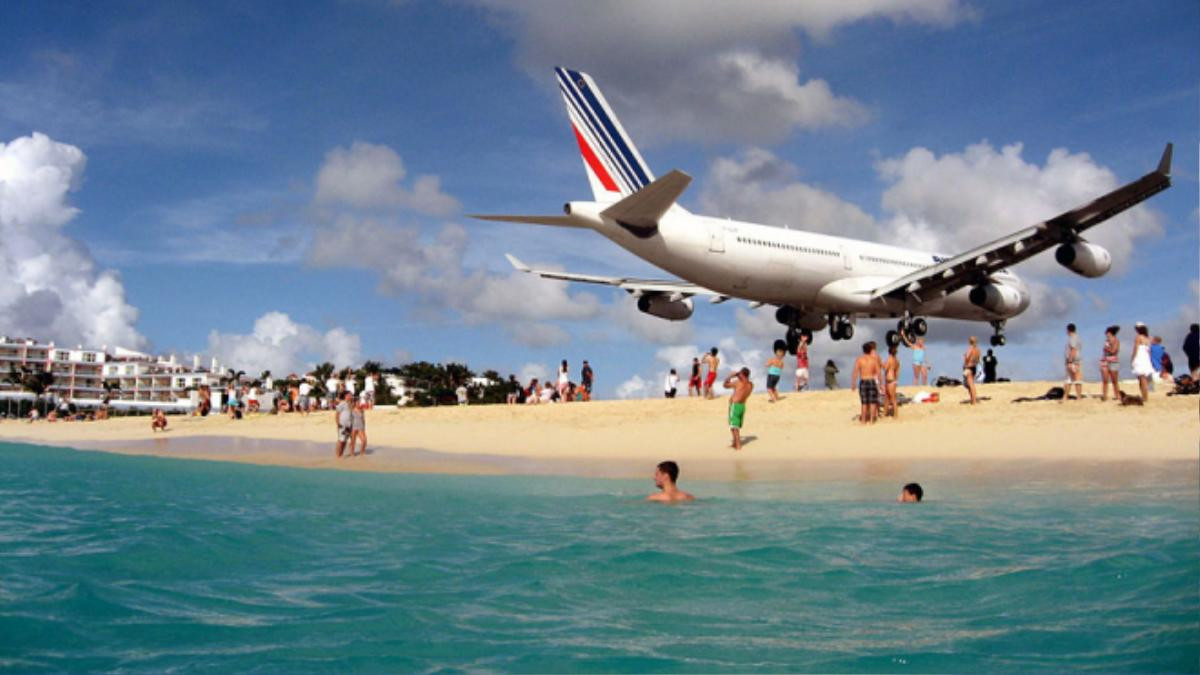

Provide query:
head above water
left=656, top=460, right=680, bottom=486
left=900, top=483, right=924, bottom=502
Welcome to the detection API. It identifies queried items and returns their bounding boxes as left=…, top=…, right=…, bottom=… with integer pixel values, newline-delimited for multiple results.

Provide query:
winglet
left=1157, top=143, right=1173, bottom=176
left=505, top=254, right=530, bottom=272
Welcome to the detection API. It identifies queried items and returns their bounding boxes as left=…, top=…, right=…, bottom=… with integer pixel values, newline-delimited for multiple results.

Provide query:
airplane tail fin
left=555, top=67, right=655, bottom=202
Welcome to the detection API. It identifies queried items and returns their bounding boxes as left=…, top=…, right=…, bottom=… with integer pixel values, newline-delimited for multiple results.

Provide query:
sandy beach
left=2, top=380, right=1195, bottom=482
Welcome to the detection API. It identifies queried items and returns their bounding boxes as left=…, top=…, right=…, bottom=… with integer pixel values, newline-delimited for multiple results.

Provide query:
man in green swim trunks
left=723, top=367, right=754, bottom=450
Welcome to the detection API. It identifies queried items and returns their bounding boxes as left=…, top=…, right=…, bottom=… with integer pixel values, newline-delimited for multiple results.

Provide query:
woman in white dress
left=1130, top=323, right=1155, bottom=403
left=557, top=360, right=570, bottom=399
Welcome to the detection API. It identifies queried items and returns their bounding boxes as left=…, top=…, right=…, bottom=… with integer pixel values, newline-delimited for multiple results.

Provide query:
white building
left=0, top=336, right=108, bottom=402
left=102, top=352, right=221, bottom=405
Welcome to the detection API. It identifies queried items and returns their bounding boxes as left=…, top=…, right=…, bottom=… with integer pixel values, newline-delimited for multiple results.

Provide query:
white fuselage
left=565, top=202, right=1031, bottom=325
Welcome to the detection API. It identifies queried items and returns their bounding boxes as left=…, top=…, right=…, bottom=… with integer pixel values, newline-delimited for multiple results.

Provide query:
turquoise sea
left=0, top=442, right=1196, bottom=673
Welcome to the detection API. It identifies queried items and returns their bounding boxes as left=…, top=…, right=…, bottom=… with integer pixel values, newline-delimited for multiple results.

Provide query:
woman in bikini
left=884, top=344, right=901, bottom=418
left=901, top=333, right=928, bottom=386
left=963, top=336, right=980, bottom=405
left=1099, top=325, right=1120, bottom=402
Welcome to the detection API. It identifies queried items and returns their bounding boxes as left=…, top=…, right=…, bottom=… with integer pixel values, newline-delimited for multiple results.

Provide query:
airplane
left=475, top=67, right=1173, bottom=353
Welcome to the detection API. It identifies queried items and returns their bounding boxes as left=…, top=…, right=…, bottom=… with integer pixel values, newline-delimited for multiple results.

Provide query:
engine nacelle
left=1055, top=242, right=1111, bottom=278
left=637, top=295, right=694, bottom=321
left=968, top=283, right=1024, bottom=314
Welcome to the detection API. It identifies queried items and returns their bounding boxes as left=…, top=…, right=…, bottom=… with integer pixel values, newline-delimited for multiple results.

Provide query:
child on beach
left=794, top=333, right=810, bottom=391
left=151, top=409, right=167, bottom=432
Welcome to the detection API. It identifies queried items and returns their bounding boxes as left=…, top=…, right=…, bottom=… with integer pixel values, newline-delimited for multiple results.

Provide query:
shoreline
left=2, top=380, right=1196, bottom=482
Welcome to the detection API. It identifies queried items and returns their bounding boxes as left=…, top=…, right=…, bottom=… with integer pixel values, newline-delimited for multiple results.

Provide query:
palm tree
left=16, top=366, right=55, bottom=417
left=4, top=365, right=21, bottom=418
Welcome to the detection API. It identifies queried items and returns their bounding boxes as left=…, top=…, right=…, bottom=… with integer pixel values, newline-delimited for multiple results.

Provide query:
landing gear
left=784, top=326, right=813, bottom=354
left=989, top=319, right=1007, bottom=347
left=828, top=315, right=854, bottom=341
left=889, top=314, right=928, bottom=347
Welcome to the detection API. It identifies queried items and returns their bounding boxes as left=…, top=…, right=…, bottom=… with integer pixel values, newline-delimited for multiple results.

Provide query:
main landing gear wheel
left=830, top=321, right=853, bottom=341
left=911, top=317, right=928, bottom=336
left=783, top=327, right=814, bottom=354
left=989, top=319, right=1007, bottom=347
left=886, top=330, right=902, bottom=348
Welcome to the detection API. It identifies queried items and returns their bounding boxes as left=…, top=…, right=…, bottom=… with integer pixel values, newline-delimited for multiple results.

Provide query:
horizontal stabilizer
left=600, top=170, right=691, bottom=230
left=470, top=214, right=583, bottom=227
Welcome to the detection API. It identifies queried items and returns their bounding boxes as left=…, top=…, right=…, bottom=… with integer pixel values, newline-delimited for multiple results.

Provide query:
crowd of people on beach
left=505, top=359, right=595, bottom=405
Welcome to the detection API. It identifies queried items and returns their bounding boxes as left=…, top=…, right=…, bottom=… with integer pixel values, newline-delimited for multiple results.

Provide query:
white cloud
left=314, top=141, right=459, bottom=216
left=876, top=142, right=1163, bottom=275
left=615, top=374, right=651, bottom=399
left=205, top=311, right=363, bottom=376
left=608, top=300, right=694, bottom=344
left=475, top=0, right=968, bottom=143
left=0, top=132, right=145, bottom=349
left=700, top=148, right=877, bottom=239
left=518, top=362, right=549, bottom=385
left=507, top=322, right=570, bottom=348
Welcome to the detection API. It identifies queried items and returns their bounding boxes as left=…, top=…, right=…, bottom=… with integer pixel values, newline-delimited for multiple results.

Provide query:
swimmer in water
left=647, top=460, right=694, bottom=502
left=899, top=483, right=924, bottom=502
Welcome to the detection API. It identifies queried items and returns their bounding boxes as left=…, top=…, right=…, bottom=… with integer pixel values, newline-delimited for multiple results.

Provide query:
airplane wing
left=505, top=254, right=728, bottom=301
left=871, top=143, right=1172, bottom=302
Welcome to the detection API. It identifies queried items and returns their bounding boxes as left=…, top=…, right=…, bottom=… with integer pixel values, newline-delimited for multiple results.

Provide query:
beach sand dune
left=3, top=381, right=1195, bottom=481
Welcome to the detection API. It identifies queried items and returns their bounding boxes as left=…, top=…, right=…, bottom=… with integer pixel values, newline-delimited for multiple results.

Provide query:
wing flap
left=504, top=253, right=724, bottom=298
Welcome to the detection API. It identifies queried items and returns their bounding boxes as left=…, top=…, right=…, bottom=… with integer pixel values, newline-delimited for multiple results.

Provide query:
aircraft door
left=708, top=223, right=725, bottom=253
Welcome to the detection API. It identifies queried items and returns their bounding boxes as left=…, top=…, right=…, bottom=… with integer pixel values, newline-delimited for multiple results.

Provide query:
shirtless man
left=851, top=341, right=882, bottom=424
left=702, top=347, right=720, bottom=399
left=647, top=460, right=695, bottom=502
left=723, top=367, right=753, bottom=449
left=883, top=344, right=900, bottom=418
left=963, top=336, right=981, bottom=405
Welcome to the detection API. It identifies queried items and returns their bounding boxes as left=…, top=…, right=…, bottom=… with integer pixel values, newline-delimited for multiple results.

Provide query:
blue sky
left=1, top=0, right=1196, bottom=396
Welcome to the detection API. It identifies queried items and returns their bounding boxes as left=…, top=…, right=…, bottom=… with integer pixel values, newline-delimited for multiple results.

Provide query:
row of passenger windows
left=736, top=236, right=837, bottom=257
left=859, top=255, right=924, bottom=269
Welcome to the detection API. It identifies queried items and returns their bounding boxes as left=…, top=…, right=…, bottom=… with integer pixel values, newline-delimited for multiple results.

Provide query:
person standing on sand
left=1064, top=323, right=1083, bottom=401
left=765, top=347, right=784, bottom=403
left=982, top=349, right=998, bottom=383
left=794, top=333, right=810, bottom=391
left=1184, top=324, right=1200, bottom=380
left=580, top=360, right=594, bottom=402
left=647, top=461, right=694, bottom=502
left=851, top=342, right=882, bottom=424
left=334, top=391, right=354, bottom=458
left=901, top=333, right=928, bottom=386
left=884, top=344, right=900, bottom=418
left=688, top=358, right=702, bottom=397
left=824, top=359, right=839, bottom=390
left=723, top=367, right=753, bottom=450
left=1099, top=326, right=1120, bottom=402
left=703, top=348, right=720, bottom=399
left=664, top=369, right=679, bottom=398
left=1131, top=323, right=1154, bottom=403
left=963, top=337, right=981, bottom=405
left=557, top=360, right=570, bottom=399
left=351, top=398, right=367, bottom=456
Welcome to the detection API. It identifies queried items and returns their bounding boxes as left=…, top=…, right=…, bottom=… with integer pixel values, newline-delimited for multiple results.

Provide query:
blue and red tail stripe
left=556, top=67, right=652, bottom=195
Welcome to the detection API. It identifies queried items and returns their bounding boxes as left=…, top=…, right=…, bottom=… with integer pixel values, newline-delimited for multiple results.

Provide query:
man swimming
left=647, top=460, right=695, bottom=502
left=723, top=367, right=753, bottom=450
left=899, top=483, right=924, bottom=502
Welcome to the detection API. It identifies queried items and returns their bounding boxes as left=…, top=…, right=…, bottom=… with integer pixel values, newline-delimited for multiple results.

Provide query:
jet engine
left=968, top=283, right=1024, bottom=314
left=637, top=295, right=694, bottom=321
left=1054, top=241, right=1111, bottom=278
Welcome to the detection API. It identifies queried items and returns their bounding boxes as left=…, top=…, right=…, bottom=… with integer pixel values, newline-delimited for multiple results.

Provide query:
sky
left=1, top=0, right=1197, bottom=397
